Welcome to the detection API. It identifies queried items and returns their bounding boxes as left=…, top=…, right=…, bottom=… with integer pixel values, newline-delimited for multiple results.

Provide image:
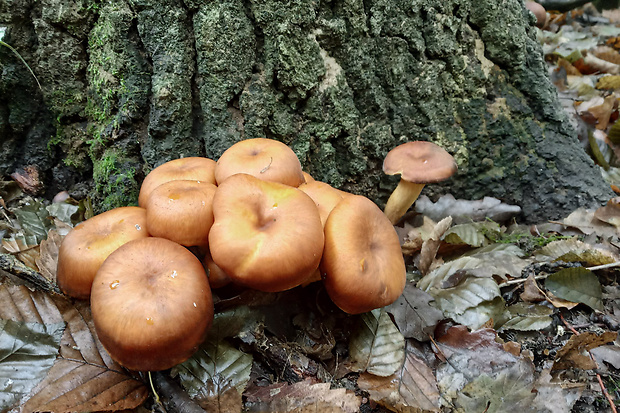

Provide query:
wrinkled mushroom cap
left=91, top=237, right=213, bottom=371
left=209, top=174, right=324, bottom=292
left=322, top=195, right=406, bottom=314
left=383, top=141, right=457, bottom=183
left=139, top=157, right=216, bottom=207
left=215, top=138, right=305, bottom=187
left=56, top=207, right=149, bottom=299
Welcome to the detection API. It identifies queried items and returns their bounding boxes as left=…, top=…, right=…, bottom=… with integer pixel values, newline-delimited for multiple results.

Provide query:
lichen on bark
left=0, top=0, right=613, bottom=221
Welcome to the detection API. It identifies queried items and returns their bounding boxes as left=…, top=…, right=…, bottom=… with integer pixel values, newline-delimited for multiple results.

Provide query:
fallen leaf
left=0, top=284, right=65, bottom=411
left=544, top=267, right=604, bottom=311
left=35, top=229, right=63, bottom=283
left=349, top=309, right=406, bottom=377
left=520, top=275, right=547, bottom=303
left=245, top=379, right=361, bottom=413
left=384, top=284, right=443, bottom=341
left=497, top=303, right=554, bottom=332
left=444, top=221, right=500, bottom=247
left=552, top=332, right=617, bottom=371
left=418, top=217, right=452, bottom=275
left=531, top=367, right=583, bottom=413
left=22, top=299, right=148, bottom=412
left=455, top=362, right=536, bottom=412
left=357, top=343, right=440, bottom=412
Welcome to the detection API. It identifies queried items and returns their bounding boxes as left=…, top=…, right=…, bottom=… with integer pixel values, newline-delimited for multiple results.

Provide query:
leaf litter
left=0, top=5, right=619, bottom=412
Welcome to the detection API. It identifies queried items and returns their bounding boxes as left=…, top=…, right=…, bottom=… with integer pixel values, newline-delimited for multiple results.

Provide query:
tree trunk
left=0, top=0, right=612, bottom=222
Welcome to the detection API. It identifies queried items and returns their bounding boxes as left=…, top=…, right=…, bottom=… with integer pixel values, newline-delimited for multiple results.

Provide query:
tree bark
left=0, top=0, right=612, bottom=222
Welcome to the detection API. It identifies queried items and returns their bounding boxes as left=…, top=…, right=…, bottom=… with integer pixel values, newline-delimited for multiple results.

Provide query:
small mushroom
left=383, top=141, right=457, bottom=224
left=145, top=180, right=217, bottom=247
left=56, top=207, right=149, bottom=299
left=209, top=173, right=324, bottom=292
left=138, top=157, right=216, bottom=207
left=215, top=138, right=305, bottom=187
left=91, top=237, right=213, bottom=371
left=321, top=194, right=406, bottom=314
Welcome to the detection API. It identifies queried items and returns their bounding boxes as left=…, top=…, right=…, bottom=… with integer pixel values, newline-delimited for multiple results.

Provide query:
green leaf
left=0, top=320, right=65, bottom=411
left=432, top=277, right=504, bottom=330
left=13, top=202, right=51, bottom=243
left=444, top=221, right=500, bottom=247
left=349, top=309, right=406, bottom=377
left=172, top=340, right=253, bottom=401
left=497, top=303, right=554, bottom=332
left=46, top=203, right=79, bottom=225
left=545, top=268, right=604, bottom=311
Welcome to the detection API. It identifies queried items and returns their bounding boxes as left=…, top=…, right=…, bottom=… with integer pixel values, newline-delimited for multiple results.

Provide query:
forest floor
left=1, top=3, right=620, bottom=413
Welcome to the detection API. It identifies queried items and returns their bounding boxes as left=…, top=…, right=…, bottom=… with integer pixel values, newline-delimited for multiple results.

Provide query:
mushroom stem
left=384, top=179, right=425, bottom=224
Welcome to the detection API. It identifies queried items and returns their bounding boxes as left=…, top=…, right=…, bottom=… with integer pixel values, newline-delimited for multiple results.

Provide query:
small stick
left=559, top=313, right=618, bottom=413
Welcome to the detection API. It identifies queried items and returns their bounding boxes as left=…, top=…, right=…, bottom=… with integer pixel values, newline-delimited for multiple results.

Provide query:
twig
left=0, top=253, right=61, bottom=294
left=559, top=313, right=618, bottom=413
left=586, top=261, right=620, bottom=271
left=501, top=260, right=620, bottom=287
left=150, top=371, right=206, bottom=413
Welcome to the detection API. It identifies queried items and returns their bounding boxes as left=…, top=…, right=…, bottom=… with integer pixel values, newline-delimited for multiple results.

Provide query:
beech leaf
left=35, top=229, right=62, bottom=283
left=46, top=202, right=79, bottom=225
left=544, top=268, right=604, bottom=311
left=22, top=298, right=148, bottom=412
left=443, top=221, right=500, bottom=247
left=0, top=284, right=66, bottom=411
left=13, top=202, right=51, bottom=244
left=357, top=344, right=440, bottom=412
left=497, top=303, right=554, bottom=332
left=384, top=284, right=443, bottom=341
left=245, top=379, right=361, bottom=413
left=349, top=309, right=405, bottom=377
left=172, top=339, right=252, bottom=411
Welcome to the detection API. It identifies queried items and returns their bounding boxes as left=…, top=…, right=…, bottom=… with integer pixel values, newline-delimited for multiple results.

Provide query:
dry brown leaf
left=418, top=217, right=452, bottom=275
left=35, top=228, right=63, bottom=283
left=22, top=298, right=148, bottom=412
left=357, top=346, right=440, bottom=413
left=557, top=58, right=582, bottom=76
left=543, top=289, right=579, bottom=310
left=520, top=275, right=547, bottom=303
left=552, top=332, right=618, bottom=371
left=596, top=75, right=620, bottom=90
left=585, top=95, right=617, bottom=130
left=583, top=53, right=620, bottom=75
left=200, top=387, right=243, bottom=413
left=244, top=379, right=361, bottom=413
left=2, top=236, right=40, bottom=271
left=594, top=50, right=620, bottom=66
left=399, top=217, right=438, bottom=256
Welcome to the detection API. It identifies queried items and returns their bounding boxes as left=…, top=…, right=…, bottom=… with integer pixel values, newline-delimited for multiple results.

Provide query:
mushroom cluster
left=56, top=137, right=446, bottom=370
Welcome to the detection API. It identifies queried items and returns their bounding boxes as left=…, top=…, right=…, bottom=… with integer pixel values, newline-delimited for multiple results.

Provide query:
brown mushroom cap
left=209, top=173, right=324, bottom=292
left=139, top=157, right=216, bottom=207
left=383, top=141, right=457, bottom=224
left=56, top=207, right=149, bottom=299
left=298, top=180, right=350, bottom=227
left=145, top=180, right=217, bottom=247
left=202, top=251, right=232, bottom=289
left=214, top=138, right=305, bottom=187
left=383, top=141, right=457, bottom=183
left=91, top=237, right=213, bottom=371
left=322, top=195, right=406, bottom=314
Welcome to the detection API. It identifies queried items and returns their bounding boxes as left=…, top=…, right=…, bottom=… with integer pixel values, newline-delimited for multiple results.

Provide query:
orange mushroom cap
left=298, top=180, right=350, bottom=227
left=214, top=138, right=305, bottom=187
left=322, top=195, right=406, bottom=314
left=139, top=157, right=216, bottom=207
left=145, top=180, right=217, bottom=247
left=56, top=207, right=149, bottom=299
left=209, top=174, right=324, bottom=292
left=91, top=237, right=213, bottom=371
left=202, top=251, right=232, bottom=289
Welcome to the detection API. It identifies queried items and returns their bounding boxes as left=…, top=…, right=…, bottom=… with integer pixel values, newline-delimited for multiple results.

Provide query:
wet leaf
left=497, top=303, right=554, bottom=332
left=384, top=284, right=443, bottom=341
left=349, top=309, right=405, bottom=377
left=544, top=267, right=604, bottom=311
left=1, top=234, right=40, bottom=270
left=0, top=284, right=65, bottom=411
left=357, top=343, right=440, bottom=412
left=552, top=331, right=617, bottom=370
left=22, top=299, right=148, bottom=412
left=245, top=379, right=360, bottom=413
